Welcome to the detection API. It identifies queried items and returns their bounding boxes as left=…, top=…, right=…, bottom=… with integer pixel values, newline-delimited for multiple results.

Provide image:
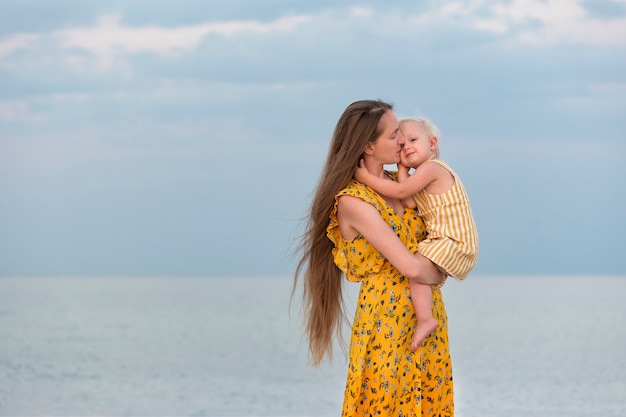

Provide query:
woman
left=294, top=100, right=454, bottom=416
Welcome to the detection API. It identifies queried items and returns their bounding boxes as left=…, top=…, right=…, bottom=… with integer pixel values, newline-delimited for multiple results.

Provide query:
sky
left=0, top=0, right=625, bottom=277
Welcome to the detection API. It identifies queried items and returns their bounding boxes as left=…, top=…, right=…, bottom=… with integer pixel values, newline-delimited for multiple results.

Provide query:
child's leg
left=409, top=254, right=444, bottom=351
left=409, top=281, right=438, bottom=351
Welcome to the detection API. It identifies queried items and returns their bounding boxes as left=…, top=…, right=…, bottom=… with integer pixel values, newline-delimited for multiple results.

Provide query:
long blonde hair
left=294, top=99, right=393, bottom=366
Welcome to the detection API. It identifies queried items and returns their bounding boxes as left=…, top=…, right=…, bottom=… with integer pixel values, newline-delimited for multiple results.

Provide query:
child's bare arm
left=354, top=160, right=437, bottom=199
left=397, top=163, right=411, bottom=183
left=397, top=164, right=417, bottom=209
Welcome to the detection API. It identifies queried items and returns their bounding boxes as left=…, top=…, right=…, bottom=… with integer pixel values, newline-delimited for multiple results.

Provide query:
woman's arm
left=337, top=195, right=429, bottom=281
left=354, top=160, right=438, bottom=199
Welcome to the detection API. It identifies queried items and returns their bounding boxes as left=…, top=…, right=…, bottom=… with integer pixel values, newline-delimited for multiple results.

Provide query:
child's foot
left=410, top=318, right=438, bottom=351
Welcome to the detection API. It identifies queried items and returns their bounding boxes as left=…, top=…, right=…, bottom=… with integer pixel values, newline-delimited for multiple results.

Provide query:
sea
left=0, top=275, right=624, bottom=417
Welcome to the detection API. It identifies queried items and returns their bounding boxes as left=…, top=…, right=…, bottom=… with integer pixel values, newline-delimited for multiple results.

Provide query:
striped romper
left=414, top=159, right=479, bottom=281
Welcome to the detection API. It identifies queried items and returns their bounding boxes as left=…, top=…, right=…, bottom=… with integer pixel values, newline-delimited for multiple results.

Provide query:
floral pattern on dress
left=327, top=179, right=454, bottom=417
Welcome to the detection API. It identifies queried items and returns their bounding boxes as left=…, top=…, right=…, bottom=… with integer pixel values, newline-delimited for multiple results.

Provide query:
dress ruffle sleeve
left=326, top=179, right=422, bottom=282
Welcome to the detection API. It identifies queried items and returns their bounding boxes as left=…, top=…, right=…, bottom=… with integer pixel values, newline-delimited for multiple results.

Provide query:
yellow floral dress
left=327, top=179, right=454, bottom=417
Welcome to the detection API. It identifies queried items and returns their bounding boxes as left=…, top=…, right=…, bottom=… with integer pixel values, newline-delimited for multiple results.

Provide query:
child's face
left=399, top=121, right=436, bottom=168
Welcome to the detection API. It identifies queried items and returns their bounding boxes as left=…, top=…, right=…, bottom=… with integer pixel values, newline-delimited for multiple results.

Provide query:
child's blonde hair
left=399, top=117, right=441, bottom=158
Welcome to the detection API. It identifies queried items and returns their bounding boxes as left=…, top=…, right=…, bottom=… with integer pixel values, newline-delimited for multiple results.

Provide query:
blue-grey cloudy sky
left=1, top=0, right=625, bottom=277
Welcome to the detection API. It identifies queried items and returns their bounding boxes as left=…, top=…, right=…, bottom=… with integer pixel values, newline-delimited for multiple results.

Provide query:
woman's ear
left=363, top=142, right=374, bottom=156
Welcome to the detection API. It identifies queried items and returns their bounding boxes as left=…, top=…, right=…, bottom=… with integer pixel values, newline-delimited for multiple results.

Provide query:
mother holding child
left=294, top=99, right=478, bottom=416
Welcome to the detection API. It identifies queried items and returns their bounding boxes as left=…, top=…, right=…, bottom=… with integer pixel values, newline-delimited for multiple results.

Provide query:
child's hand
left=354, top=159, right=370, bottom=183
left=397, top=162, right=411, bottom=176
left=397, top=161, right=411, bottom=182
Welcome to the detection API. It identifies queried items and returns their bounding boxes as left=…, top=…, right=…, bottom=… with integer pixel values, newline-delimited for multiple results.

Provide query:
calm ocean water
left=0, top=275, right=624, bottom=416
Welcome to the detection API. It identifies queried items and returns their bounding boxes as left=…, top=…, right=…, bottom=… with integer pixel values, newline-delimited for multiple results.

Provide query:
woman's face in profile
left=370, top=110, right=402, bottom=165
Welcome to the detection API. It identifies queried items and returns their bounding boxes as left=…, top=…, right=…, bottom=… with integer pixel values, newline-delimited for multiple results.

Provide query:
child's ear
left=430, top=136, right=439, bottom=151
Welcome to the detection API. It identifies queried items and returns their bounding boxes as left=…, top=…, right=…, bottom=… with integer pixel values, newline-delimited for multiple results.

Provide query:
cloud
left=0, top=33, right=40, bottom=59
left=474, top=0, right=626, bottom=46
left=2, top=1, right=625, bottom=73
left=0, top=12, right=311, bottom=71
left=392, top=0, right=626, bottom=46
left=0, top=100, right=44, bottom=122
left=348, top=6, right=374, bottom=19
left=52, top=13, right=311, bottom=70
